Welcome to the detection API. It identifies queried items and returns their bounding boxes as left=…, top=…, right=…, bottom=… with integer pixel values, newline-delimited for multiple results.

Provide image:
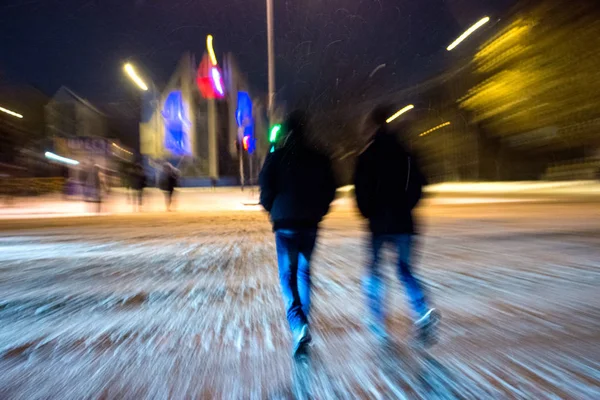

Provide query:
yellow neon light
left=112, top=142, right=133, bottom=155
left=386, top=104, right=414, bottom=124
left=124, top=63, right=149, bottom=91
left=207, top=35, right=218, bottom=66
left=0, top=106, right=23, bottom=119
left=447, top=17, right=490, bottom=51
left=419, top=121, right=451, bottom=137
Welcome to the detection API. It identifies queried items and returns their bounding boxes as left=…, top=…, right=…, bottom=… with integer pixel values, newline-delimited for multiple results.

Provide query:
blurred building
left=45, top=86, right=108, bottom=139
left=335, top=0, right=600, bottom=182
left=139, top=52, right=267, bottom=185
left=46, top=87, right=133, bottom=187
left=0, top=83, right=48, bottom=169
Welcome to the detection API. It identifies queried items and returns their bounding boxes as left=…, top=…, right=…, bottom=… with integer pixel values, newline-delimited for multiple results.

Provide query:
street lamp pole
left=123, top=62, right=161, bottom=185
left=266, top=0, right=275, bottom=118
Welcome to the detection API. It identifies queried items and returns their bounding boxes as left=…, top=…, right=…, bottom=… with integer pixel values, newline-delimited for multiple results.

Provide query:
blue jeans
left=275, top=229, right=318, bottom=335
left=364, top=234, right=428, bottom=323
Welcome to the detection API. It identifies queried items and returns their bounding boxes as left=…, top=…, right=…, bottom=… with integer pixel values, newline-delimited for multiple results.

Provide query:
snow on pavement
left=0, top=201, right=599, bottom=399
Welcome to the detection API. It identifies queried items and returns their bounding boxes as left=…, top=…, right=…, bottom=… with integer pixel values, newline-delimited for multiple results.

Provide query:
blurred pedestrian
left=131, top=163, right=146, bottom=212
left=86, top=164, right=103, bottom=213
left=259, top=110, right=337, bottom=358
left=122, top=162, right=133, bottom=204
left=61, top=165, right=70, bottom=200
left=161, top=162, right=179, bottom=211
left=354, top=105, right=439, bottom=346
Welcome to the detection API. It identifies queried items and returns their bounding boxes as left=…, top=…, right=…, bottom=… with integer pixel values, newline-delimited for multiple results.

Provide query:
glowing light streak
left=386, top=104, right=414, bottom=124
left=419, top=121, right=451, bottom=137
left=447, top=17, right=490, bottom=51
left=210, top=67, right=224, bottom=96
left=124, top=63, right=149, bottom=91
left=45, top=151, right=79, bottom=165
left=112, top=142, right=133, bottom=155
left=207, top=35, right=218, bottom=66
left=269, top=124, right=282, bottom=142
left=0, top=106, right=23, bottom=119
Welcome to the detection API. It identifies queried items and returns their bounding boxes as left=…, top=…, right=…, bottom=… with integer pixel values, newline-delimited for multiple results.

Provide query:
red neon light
left=242, top=135, right=250, bottom=151
left=196, top=54, right=225, bottom=99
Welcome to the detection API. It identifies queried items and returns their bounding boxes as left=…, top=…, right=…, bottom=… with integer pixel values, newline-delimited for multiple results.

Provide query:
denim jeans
left=364, top=234, right=428, bottom=324
left=275, top=229, right=318, bottom=335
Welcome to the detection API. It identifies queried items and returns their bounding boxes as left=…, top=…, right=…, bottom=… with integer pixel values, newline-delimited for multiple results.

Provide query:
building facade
left=139, top=52, right=267, bottom=185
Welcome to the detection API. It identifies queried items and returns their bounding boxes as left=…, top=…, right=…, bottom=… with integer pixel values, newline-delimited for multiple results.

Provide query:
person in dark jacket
left=161, top=162, right=179, bottom=211
left=86, top=164, right=103, bottom=214
left=354, top=104, right=439, bottom=346
left=259, top=110, right=336, bottom=357
left=131, top=163, right=146, bottom=212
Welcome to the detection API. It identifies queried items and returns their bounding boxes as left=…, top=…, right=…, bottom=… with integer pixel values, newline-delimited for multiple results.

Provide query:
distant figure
left=131, top=163, right=146, bottom=211
left=61, top=165, right=70, bottom=200
left=211, top=177, right=217, bottom=192
left=86, top=164, right=103, bottom=213
left=161, top=162, right=179, bottom=211
left=122, top=162, right=134, bottom=204
left=354, top=105, right=439, bottom=346
left=259, top=110, right=337, bottom=358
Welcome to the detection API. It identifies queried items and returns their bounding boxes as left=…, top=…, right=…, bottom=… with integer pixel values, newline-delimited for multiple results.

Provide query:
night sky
left=1, top=0, right=517, bottom=109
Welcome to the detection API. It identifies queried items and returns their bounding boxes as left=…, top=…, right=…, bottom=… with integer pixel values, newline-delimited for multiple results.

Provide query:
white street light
left=0, top=106, right=23, bottom=119
left=447, top=16, right=490, bottom=51
left=386, top=104, right=414, bottom=123
left=206, top=35, right=218, bottom=66
left=45, top=151, right=79, bottom=165
left=124, top=63, right=149, bottom=91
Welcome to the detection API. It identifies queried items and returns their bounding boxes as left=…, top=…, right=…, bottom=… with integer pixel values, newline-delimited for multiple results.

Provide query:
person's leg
left=364, top=234, right=387, bottom=333
left=395, top=234, right=428, bottom=319
left=275, top=230, right=306, bottom=334
left=296, top=229, right=318, bottom=319
left=165, top=190, right=172, bottom=211
left=170, top=189, right=176, bottom=211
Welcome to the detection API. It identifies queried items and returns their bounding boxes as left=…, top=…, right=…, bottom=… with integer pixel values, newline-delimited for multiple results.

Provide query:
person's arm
left=259, top=153, right=277, bottom=212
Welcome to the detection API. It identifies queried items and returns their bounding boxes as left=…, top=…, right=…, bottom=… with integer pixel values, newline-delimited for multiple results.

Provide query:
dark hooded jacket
left=259, top=117, right=336, bottom=231
left=354, top=127, right=427, bottom=234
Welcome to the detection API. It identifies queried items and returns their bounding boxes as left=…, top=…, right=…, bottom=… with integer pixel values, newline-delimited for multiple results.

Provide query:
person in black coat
left=161, top=162, right=179, bottom=212
left=259, top=110, right=336, bottom=357
left=354, top=104, right=439, bottom=346
left=131, top=163, right=146, bottom=212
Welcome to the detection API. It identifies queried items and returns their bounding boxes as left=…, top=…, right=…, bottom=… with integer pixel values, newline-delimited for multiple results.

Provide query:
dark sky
left=0, top=0, right=517, bottom=109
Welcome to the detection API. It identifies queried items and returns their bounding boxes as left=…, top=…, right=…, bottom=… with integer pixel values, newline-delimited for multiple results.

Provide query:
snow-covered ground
left=0, top=199, right=599, bottom=399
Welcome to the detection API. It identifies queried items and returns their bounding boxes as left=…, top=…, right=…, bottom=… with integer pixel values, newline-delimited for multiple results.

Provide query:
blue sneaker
left=293, top=324, right=312, bottom=358
left=414, top=308, right=440, bottom=347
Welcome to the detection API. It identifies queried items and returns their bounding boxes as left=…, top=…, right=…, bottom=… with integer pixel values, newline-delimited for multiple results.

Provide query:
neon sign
left=162, top=91, right=192, bottom=156
left=236, top=91, right=254, bottom=153
left=196, top=36, right=226, bottom=99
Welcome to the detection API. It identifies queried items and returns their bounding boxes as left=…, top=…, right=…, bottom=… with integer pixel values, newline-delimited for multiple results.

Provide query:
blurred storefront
left=46, top=87, right=134, bottom=189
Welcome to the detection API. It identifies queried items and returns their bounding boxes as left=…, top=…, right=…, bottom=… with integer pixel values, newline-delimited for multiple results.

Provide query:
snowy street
left=0, top=195, right=599, bottom=399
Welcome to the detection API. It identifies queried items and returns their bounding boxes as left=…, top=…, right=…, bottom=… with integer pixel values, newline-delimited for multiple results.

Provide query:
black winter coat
left=259, top=139, right=336, bottom=231
left=354, top=129, right=427, bottom=234
left=131, top=167, right=146, bottom=191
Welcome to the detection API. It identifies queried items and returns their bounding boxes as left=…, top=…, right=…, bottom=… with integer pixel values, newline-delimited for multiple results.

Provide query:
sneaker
left=414, top=308, right=441, bottom=347
left=293, top=324, right=312, bottom=358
